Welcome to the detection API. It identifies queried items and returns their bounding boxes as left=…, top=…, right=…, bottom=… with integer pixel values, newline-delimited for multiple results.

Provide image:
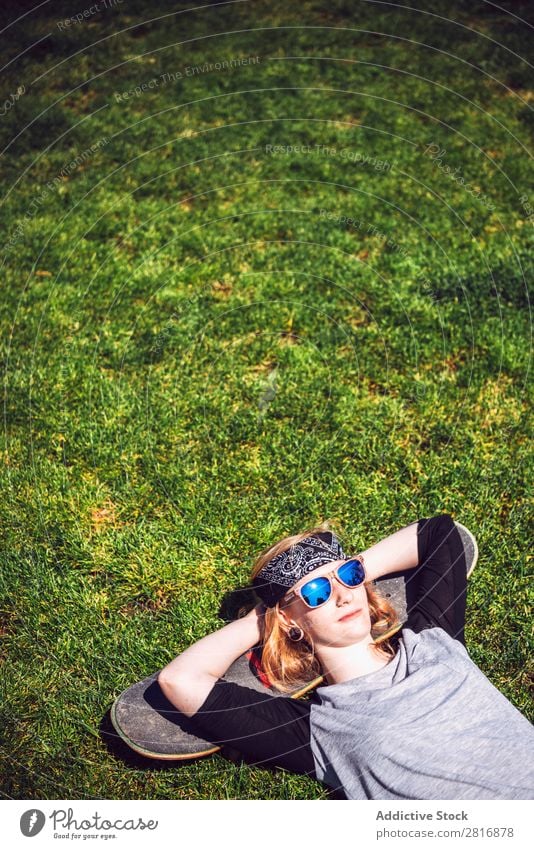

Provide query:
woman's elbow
left=158, top=667, right=188, bottom=708
left=157, top=667, right=171, bottom=690
left=158, top=667, right=215, bottom=719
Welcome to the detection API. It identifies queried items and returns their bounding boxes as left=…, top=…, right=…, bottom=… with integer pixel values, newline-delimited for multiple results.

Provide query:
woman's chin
left=316, top=624, right=373, bottom=650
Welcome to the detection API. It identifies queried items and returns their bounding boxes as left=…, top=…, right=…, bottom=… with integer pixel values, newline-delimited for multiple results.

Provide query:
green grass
left=0, top=0, right=532, bottom=799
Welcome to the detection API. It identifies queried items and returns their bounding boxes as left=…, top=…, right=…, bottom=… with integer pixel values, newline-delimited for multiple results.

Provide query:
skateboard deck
left=110, top=521, right=478, bottom=761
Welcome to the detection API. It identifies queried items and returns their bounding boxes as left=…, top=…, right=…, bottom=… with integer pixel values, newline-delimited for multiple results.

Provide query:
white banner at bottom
left=3, top=799, right=531, bottom=849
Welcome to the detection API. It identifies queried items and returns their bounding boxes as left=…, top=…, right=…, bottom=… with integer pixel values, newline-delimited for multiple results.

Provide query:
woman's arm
left=158, top=604, right=264, bottom=718
left=404, top=514, right=468, bottom=644
left=359, top=520, right=420, bottom=582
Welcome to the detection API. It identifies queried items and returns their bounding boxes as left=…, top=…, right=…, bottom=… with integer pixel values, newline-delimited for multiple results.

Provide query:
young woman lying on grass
left=159, top=514, right=534, bottom=799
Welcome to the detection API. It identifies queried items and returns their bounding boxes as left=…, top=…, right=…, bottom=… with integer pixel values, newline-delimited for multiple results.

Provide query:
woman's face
left=280, top=559, right=373, bottom=650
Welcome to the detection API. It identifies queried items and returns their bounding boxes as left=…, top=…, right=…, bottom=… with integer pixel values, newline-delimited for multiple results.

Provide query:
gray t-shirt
left=309, top=627, right=534, bottom=799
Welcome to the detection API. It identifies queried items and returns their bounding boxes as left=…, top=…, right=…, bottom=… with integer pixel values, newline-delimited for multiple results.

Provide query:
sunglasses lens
left=338, top=559, right=365, bottom=586
left=300, top=576, right=331, bottom=608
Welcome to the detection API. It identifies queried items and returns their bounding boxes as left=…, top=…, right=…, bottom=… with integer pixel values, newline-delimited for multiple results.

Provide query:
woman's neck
left=318, top=637, right=393, bottom=685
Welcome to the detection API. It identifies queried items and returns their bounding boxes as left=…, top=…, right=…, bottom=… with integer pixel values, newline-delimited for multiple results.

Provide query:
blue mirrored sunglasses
left=283, top=558, right=366, bottom=609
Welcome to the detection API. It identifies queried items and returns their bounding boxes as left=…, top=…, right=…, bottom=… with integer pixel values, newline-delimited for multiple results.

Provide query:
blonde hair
left=250, top=520, right=400, bottom=693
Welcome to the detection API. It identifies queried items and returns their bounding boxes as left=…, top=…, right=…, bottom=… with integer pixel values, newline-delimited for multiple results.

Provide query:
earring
left=288, top=625, right=304, bottom=642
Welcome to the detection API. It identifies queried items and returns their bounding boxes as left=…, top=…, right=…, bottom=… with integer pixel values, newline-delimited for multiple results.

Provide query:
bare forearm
left=360, top=520, right=420, bottom=581
left=158, top=607, right=263, bottom=717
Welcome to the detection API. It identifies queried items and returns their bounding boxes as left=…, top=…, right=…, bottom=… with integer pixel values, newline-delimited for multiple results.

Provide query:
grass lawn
left=0, top=0, right=532, bottom=799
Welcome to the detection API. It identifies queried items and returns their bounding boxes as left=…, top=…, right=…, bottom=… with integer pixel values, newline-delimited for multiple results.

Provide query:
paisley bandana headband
left=253, top=531, right=348, bottom=608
